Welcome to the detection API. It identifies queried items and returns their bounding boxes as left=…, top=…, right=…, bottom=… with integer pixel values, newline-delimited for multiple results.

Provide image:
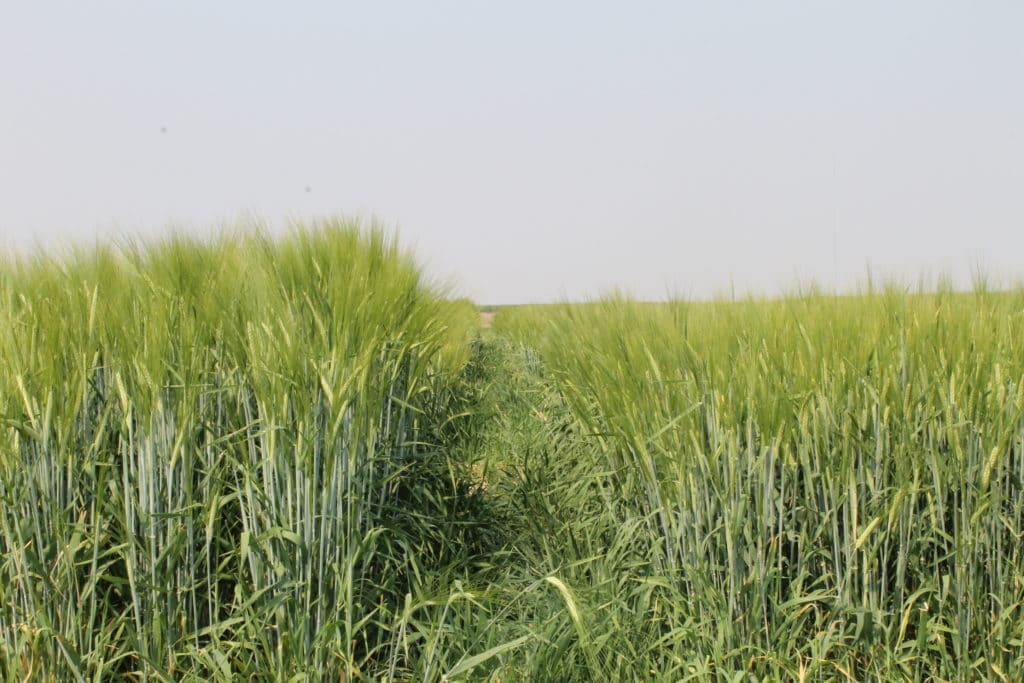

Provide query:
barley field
left=3, top=225, right=1024, bottom=680
left=495, top=288, right=1024, bottom=680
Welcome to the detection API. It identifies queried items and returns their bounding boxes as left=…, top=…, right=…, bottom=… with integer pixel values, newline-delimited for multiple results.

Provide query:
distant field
left=3, top=226, right=1024, bottom=680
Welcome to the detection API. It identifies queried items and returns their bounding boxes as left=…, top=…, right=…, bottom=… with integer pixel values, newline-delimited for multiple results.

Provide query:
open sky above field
left=2, top=2, right=1023, bottom=304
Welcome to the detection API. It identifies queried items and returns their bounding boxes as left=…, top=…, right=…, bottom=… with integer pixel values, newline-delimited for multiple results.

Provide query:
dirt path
left=479, top=311, right=496, bottom=329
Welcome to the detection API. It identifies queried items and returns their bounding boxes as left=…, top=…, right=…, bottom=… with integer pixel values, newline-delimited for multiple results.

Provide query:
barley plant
left=0, top=221, right=482, bottom=680
left=497, top=285, right=1024, bottom=680
left=5, top=222, right=1024, bottom=681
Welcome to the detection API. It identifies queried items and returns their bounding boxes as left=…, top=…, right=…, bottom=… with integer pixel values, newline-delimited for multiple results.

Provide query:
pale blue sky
left=2, top=2, right=1022, bottom=303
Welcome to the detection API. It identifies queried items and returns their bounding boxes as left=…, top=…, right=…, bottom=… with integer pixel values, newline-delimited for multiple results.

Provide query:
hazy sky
left=2, top=2, right=1022, bottom=303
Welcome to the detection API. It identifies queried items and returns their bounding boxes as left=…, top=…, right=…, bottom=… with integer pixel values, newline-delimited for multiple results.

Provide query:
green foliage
left=0, top=220, right=479, bottom=680
left=6, top=224, right=1024, bottom=681
left=497, top=287, right=1024, bottom=679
